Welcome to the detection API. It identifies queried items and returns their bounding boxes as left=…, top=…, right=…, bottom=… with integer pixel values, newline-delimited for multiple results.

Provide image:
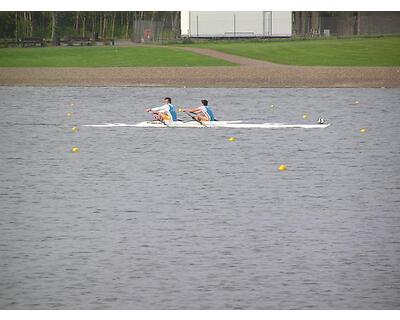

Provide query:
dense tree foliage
left=0, top=12, right=181, bottom=40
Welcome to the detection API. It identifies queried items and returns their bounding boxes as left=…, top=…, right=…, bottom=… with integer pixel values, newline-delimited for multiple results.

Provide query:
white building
left=181, top=11, right=292, bottom=38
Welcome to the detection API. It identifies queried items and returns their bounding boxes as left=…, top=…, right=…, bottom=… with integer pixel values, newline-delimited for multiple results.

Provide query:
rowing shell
left=82, top=120, right=242, bottom=128
left=83, top=120, right=331, bottom=129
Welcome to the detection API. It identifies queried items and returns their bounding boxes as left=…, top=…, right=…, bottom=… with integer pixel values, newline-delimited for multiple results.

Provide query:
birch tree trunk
left=75, top=12, right=79, bottom=33
left=15, top=12, right=18, bottom=40
left=102, top=12, right=107, bottom=38
left=133, top=11, right=138, bottom=42
left=28, top=12, right=33, bottom=36
left=173, top=11, right=180, bottom=38
left=125, top=12, right=130, bottom=39
left=22, top=12, right=26, bottom=37
left=92, top=12, right=96, bottom=38
left=99, top=12, right=103, bottom=38
left=81, top=14, right=86, bottom=37
left=111, top=12, right=116, bottom=38
left=51, top=12, right=57, bottom=43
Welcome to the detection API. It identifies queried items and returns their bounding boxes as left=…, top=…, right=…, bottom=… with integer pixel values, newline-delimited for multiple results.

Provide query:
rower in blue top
left=146, top=97, right=177, bottom=122
left=184, top=99, right=216, bottom=122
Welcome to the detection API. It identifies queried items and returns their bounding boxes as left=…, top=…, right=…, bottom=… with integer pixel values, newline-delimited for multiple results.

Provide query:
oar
left=185, top=111, right=208, bottom=127
left=178, top=107, right=218, bottom=122
left=148, top=109, right=169, bottom=127
left=183, top=111, right=208, bottom=127
left=158, top=117, right=169, bottom=127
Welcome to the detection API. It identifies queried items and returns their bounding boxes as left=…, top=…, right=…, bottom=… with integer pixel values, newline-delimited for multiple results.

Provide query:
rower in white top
left=183, top=99, right=216, bottom=122
left=145, top=97, right=178, bottom=122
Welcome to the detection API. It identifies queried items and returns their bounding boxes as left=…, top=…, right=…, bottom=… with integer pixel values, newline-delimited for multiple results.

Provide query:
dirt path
left=1, top=46, right=399, bottom=87
left=177, top=47, right=277, bottom=66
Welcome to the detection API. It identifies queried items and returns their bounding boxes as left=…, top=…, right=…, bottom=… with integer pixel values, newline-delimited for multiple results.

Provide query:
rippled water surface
left=0, top=87, right=399, bottom=309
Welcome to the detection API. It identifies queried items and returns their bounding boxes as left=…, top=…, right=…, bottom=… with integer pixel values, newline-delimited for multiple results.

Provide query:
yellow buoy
left=67, top=112, right=72, bottom=117
left=360, top=128, right=367, bottom=133
left=178, top=108, right=183, bottom=112
left=71, top=126, right=79, bottom=133
left=302, top=114, right=309, bottom=120
left=71, top=147, right=80, bottom=153
left=278, top=165, right=287, bottom=171
left=228, top=137, right=237, bottom=142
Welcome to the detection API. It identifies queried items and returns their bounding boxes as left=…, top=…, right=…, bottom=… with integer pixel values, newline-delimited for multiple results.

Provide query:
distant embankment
left=1, top=66, right=399, bottom=88
left=0, top=39, right=399, bottom=87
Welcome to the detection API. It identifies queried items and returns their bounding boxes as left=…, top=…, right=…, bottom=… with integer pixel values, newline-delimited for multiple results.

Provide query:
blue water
left=0, top=87, right=399, bottom=309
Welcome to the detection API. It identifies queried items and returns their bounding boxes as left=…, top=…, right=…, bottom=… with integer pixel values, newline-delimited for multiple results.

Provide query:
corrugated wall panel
left=181, top=11, right=292, bottom=37
left=272, top=11, right=293, bottom=36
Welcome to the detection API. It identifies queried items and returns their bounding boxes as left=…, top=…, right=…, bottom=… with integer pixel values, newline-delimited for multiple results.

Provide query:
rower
left=183, top=99, right=216, bottom=122
left=146, top=97, right=177, bottom=122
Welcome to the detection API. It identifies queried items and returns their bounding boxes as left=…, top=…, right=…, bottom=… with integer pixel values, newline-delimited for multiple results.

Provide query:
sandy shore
left=1, top=47, right=399, bottom=88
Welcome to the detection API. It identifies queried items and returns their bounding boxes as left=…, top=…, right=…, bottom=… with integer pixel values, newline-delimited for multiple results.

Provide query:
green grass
left=181, top=36, right=400, bottom=66
left=2, top=37, right=399, bottom=67
left=0, top=46, right=236, bottom=67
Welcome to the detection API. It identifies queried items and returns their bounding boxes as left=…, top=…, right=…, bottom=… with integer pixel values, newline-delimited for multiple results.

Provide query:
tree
left=51, top=12, right=57, bottom=42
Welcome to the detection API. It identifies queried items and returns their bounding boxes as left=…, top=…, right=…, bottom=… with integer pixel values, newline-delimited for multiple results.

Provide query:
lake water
left=0, top=87, right=399, bottom=309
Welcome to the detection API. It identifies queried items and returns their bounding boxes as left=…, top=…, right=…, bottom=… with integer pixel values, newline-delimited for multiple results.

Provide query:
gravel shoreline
left=1, top=48, right=399, bottom=88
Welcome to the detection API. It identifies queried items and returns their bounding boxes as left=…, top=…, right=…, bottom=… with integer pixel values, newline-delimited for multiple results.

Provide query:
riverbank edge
left=1, top=66, right=399, bottom=88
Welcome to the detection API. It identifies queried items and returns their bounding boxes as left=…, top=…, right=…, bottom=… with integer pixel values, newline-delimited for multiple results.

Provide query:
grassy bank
left=181, top=36, right=400, bottom=66
left=0, top=46, right=236, bottom=67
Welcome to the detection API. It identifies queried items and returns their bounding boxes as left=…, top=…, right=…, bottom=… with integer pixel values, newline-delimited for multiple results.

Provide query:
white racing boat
left=83, top=120, right=241, bottom=128
left=83, top=120, right=331, bottom=129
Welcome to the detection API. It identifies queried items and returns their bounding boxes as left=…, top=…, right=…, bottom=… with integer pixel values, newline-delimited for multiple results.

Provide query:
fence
left=292, top=12, right=400, bottom=37
left=130, top=20, right=179, bottom=43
